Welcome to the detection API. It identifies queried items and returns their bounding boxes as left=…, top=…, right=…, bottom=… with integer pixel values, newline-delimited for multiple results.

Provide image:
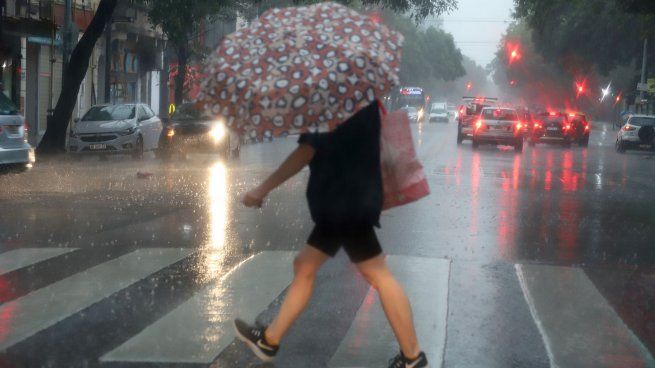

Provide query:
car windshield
left=0, top=93, right=18, bottom=115
left=172, top=104, right=211, bottom=121
left=82, top=105, right=135, bottom=121
left=431, top=106, right=447, bottom=113
left=629, top=117, right=655, bottom=126
left=482, top=109, right=517, bottom=121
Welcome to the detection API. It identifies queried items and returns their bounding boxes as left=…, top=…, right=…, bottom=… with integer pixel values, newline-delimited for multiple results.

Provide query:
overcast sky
left=439, top=0, right=515, bottom=68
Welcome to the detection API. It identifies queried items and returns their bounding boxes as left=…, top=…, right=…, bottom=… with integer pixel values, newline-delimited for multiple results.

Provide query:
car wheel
left=515, top=140, right=524, bottom=153
left=132, top=135, right=144, bottom=160
left=471, top=139, right=479, bottom=149
left=156, top=146, right=172, bottom=161
left=581, top=136, right=589, bottom=147
left=615, top=139, right=625, bottom=153
left=563, top=139, right=572, bottom=148
left=457, top=129, right=464, bottom=145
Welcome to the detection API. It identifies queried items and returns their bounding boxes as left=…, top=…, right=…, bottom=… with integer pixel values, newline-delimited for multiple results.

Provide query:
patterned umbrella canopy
left=195, top=2, right=404, bottom=141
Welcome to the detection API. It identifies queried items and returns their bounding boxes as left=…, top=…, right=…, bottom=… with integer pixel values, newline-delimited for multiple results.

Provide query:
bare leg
left=357, top=254, right=421, bottom=359
left=265, top=245, right=330, bottom=345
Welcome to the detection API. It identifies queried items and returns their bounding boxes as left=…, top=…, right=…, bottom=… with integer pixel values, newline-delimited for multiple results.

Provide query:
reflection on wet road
left=0, top=121, right=654, bottom=367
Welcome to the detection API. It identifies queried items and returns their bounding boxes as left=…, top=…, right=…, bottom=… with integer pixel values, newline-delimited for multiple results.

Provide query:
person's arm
left=242, top=144, right=316, bottom=207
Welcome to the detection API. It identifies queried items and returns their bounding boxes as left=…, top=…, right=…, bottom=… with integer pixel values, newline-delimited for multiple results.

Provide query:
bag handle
left=377, top=100, right=387, bottom=117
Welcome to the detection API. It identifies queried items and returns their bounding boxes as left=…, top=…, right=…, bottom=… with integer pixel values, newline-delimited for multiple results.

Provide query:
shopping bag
left=380, top=109, right=430, bottom=210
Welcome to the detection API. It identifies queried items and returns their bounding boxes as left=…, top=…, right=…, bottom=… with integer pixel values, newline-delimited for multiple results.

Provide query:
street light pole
left=639, top=37, right=648, bottom=102
left=104, top=22, right=112, bottom=103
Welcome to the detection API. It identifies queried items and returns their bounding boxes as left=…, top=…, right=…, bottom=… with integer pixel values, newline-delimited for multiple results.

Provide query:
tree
left=37, top=0, right=118, bottom=155
left=514, top=0, right=654, bottom=75
left=138, top=0, right=241, bottom=106
left=382, top=11, right=465, bottom=87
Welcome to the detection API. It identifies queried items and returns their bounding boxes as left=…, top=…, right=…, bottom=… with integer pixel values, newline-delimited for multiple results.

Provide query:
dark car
left=529, top=112, right=575, bottom=147
left=567, top=112, right=590, bottom=146
left=158, top=103, right=239, bottom=160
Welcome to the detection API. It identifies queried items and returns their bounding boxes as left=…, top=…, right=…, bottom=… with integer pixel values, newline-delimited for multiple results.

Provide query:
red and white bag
left=379, top=106, right=430, bottom=210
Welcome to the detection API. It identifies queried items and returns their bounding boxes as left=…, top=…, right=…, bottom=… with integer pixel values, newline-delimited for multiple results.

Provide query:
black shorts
left=307, top=224, right=382, bottom=263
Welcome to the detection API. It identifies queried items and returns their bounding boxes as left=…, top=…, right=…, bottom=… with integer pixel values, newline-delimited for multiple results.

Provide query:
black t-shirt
left=298, top=102, right=383, bottom=228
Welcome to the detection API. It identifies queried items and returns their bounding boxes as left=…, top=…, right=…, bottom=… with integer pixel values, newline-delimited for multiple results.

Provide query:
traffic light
left=466, top=81, right=472, bottom=91
left=506, top=42, right=522, bottom=64
left=575, top=80, right=587, bottom=98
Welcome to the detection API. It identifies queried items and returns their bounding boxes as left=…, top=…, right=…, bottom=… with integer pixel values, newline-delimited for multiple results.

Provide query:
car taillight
left=475, top=119, right=482, bottom=130
left=563, top=124, right=571, bottom=130
left=623, top=125, right=636, bottom=131
left=166, top=128, right=175, bottom=137
left=584, top=124, right=590, bottom=131
left=533, top=122, right=541, bottom=129
left=516, top=122, right=523, bottom=130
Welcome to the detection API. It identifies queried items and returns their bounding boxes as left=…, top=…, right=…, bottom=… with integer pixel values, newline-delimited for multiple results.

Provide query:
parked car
left=68, top=104, right=163, bottom=159
left=529, top=111, right=575, bottom=147
left=0, top=93, right=35, bottom=172
left=471, top=107, right=524, bottom=152
left=616, top=114, right=655, bottom=153
left=157, top=103, right=239, bottom=160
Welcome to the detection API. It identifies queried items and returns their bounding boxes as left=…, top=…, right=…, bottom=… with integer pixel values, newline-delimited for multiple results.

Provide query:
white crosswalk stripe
left=516, top=264, right=655, bottom=368
left=100, top=251, right=296, bottom=364
left=0, top=248, right=194, bottom=351
left=2, top=248, right=654, bottom=368
left=0, top=247, right=77, bottom=275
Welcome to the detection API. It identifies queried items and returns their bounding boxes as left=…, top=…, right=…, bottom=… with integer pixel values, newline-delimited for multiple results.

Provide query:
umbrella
left=195, top=2, right=403, bottom=141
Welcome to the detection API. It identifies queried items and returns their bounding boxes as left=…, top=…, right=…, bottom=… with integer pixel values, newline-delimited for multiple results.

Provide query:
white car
left=472, top=107, right=524, bottom=152
left=401, top=106, right=420, bottom=123
left=68, top=104, right=163, bottom=159
left=616, top=114, right=655, bottom=153
left=429, top=102, right=449, bottom=123
left=0, top=93, right=35, bottom=172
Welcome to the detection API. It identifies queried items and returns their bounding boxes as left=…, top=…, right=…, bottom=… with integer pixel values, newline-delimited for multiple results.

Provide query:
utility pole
left=104, top=22, right=112, bottom=103
left=639, top=37, right=648, bottom=102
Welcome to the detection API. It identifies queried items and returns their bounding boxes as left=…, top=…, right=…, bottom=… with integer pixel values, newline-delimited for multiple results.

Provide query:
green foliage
left=383, top=11, right=465, bottom=87
left=514, top=0, right=654, bottom=75
left=139, top=0, right=237, bottom=45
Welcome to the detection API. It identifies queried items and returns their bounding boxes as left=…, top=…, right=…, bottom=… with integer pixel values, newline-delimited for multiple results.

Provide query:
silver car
left=616, top=114, right=655, bottom=153
left=68, top=104, right=163, bottom=159
left=0, top=93, right=35, bottom=171
left=472, top=107, right=524, bottom=152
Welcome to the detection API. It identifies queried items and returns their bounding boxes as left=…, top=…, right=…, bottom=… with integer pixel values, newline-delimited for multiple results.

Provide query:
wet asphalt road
left=0, top=120, right=654, bottom=367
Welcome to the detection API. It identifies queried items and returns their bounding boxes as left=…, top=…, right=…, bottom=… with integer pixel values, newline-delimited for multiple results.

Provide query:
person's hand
left=242, top=187, right=267, bottom=208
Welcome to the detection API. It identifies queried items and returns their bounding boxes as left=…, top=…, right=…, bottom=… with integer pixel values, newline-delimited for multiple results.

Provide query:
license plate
left=493, top=126, right=505, bottom=130
left=640, top=144, right=652, bottom=149
left=89, top=144, right=106, bottom=150
left=547, top=127, right=559, bottom=131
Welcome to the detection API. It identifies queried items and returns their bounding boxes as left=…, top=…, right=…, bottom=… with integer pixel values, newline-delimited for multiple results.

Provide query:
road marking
left=100, top=251, right=296, bottom=364
left=0, top=248, right=194, bottom=351
left=0, top=248, right=77, bottom=275
left=328, top=256, right=450, bottom=368
left=516, top=264, right=655, bottom=368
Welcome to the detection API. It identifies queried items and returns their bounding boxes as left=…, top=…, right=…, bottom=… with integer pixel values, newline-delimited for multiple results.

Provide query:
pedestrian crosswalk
left=0, top=247, right=652, bottom=367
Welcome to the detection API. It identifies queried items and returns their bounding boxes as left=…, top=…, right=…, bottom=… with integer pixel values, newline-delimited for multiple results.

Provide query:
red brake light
left=534, top=122, right=541, bottom=129
left=584, top=124, right=590, bottom=130
left=563, top=124, right=571, bottom=130
left=475, top=119, right=482, bottom=129
left=623, top=125, right=636, bottom=131
left=549, top=111, right=557, bottom=116
left=516, top=122, right=523, bottom=130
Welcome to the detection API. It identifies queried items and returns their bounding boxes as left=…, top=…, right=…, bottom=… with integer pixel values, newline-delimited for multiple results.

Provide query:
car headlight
left=209, top=123, right=226, bottom=142
left=118, top=127, right=136, bottom=136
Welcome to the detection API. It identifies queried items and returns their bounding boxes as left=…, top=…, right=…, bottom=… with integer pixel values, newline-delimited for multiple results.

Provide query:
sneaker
left=234, top=319, right=279, bottom=362
left=388, top=351, right=429, bottom=368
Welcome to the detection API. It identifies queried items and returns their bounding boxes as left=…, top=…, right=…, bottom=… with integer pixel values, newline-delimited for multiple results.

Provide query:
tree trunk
left=37, top=0, right=118, bottom=155
left=174, top=44, right=187, bottom=106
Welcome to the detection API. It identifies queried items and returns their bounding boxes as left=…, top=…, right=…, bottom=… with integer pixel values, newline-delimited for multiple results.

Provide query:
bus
left=390, top=87, right=428, bottom=122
